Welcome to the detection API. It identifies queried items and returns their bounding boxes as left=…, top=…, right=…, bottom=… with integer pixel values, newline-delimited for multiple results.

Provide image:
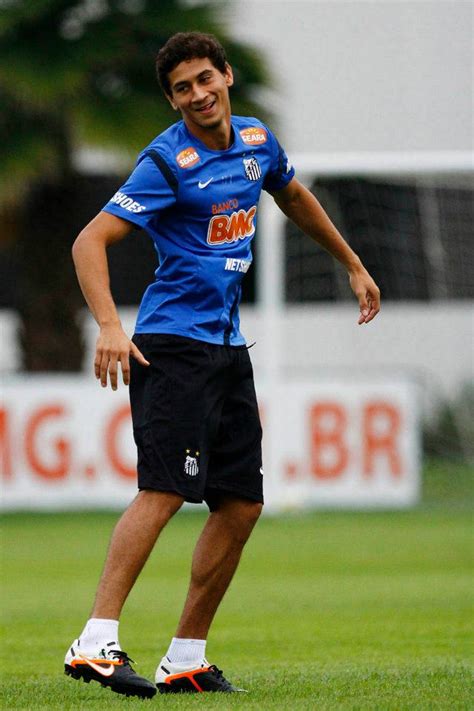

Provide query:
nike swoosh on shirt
left=198, top=178, right=214, bottom=189
left=78, top=654, right=116, bottom=677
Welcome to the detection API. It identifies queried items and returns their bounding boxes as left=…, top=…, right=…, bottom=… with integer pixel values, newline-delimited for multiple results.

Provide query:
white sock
left=78, top=618, right=121, bottom=656
left=166, top=637, right=206, bottom=665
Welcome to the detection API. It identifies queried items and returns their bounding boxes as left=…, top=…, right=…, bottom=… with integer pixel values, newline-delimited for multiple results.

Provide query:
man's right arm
left=72, top=211, right=150, bottom=390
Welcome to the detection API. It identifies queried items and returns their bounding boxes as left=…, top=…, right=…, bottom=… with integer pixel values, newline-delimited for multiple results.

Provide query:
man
left=64, top=32, right=380, bottom=699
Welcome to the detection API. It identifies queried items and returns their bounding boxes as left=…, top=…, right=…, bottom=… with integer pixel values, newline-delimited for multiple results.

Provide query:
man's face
left=167, top=57, right=233, bottom=133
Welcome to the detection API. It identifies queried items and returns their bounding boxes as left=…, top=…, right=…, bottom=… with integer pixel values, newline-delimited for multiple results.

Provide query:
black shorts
left=129, top=334, right=263, bottom=510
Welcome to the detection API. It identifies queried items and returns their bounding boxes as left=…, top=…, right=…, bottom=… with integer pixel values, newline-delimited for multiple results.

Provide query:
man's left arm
left=272, top=177, right=380, bottom=324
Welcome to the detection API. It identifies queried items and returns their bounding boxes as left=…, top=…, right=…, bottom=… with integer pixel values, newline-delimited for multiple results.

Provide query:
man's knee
left=215, top=497, right=263, bottom=543
left=133, top=489, right=184, bottom=521
left=245, top=501, right=263, bottom=525
left=236, top=501, right=262, bottom=545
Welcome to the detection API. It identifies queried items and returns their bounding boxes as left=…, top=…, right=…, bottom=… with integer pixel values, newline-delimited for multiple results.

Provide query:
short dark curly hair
left=156, top=32, right=228, bottom=96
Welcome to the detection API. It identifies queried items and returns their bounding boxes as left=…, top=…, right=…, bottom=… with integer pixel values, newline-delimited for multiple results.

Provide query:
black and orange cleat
left=155, top=656, right=246, bottom=693
left=64, top=640, right=156, bottom=698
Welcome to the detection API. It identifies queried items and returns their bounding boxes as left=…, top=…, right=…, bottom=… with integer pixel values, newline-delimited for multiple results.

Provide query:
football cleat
left=64, top=640, right=156, bottom=698
left=155, top=656, right=246, bottom=693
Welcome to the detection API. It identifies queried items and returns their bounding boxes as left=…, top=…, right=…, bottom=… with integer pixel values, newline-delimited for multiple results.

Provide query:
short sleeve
left=263, top=128, right=295, bottom=193
left=102, top=153, right=178, bottom=230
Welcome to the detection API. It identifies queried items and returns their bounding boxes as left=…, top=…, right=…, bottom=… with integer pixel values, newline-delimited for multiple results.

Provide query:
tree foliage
left=0, top=0, right=268, bottom=369
left=0, top=0, right=267, bottom=198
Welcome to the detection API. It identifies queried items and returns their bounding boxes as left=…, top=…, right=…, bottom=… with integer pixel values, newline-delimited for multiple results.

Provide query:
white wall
left=227, top=0, right=473, bottom=153
left=244, top=303, right=474, bottom=415
left=2, top=303, right=472, bottom=418
left=80, top=303, right=473, bottom=418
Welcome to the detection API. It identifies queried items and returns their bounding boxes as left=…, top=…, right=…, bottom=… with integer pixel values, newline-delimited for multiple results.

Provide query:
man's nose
left=191, top=84, right=208, bottom=103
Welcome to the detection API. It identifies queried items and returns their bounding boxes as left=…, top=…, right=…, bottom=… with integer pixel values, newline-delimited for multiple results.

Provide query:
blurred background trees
left=0, top=0, right=267, bottom=370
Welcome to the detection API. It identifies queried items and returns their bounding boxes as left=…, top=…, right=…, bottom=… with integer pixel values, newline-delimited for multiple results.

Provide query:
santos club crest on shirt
left=243, top=157, right=262, bottom=182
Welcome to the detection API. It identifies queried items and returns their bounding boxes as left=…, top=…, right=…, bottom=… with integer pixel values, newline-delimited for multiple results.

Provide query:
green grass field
left=1, top=460, right=473, bottom=710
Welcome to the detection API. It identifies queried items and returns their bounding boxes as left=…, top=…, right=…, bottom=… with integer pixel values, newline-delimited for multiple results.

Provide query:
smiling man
left=64, top=32, right=380, bottom=699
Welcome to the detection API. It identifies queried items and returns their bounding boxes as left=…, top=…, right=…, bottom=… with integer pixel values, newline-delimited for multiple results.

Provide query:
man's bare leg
left=91, top=490, right=184, bottom=619
left=175, top=496, right=263, bottom=640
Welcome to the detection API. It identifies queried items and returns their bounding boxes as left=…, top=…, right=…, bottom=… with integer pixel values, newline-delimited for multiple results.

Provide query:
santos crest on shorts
left=103, top=116, right=295, bottom=345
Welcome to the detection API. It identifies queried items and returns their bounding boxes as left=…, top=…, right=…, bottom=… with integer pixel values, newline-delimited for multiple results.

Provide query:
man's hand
left=94, top=323, right=150, bottom=390
left=349, top=266, right=381, bottom=325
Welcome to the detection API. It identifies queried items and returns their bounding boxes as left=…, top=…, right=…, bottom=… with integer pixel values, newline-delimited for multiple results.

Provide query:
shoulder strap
left=145, top=149, right=179, bottom=197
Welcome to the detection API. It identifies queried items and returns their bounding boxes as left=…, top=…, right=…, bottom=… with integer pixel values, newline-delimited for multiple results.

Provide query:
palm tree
left=0, top=0, right=267, bottom=370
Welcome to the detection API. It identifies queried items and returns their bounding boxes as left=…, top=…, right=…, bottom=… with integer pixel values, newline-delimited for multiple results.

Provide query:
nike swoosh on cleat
left=78, top=654, right=116, bottom=677
left=198, top=178, right=213, bottom=189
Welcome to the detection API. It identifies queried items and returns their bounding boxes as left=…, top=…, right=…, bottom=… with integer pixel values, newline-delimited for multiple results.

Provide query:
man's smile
left=195, top=100, right=216, bottom=115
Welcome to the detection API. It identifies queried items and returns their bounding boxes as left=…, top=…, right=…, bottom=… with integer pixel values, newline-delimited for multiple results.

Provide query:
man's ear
left=166, top=93, right=178, bottom=111
left=224, top=62, right=234, bottom=88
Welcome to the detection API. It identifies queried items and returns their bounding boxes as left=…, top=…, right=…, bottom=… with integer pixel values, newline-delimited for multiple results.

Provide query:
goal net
left=285, top=156, right=473, bottom=303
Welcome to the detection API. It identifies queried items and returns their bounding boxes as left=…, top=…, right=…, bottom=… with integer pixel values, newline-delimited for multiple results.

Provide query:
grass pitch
left=1, top=460, right=473, bottom=710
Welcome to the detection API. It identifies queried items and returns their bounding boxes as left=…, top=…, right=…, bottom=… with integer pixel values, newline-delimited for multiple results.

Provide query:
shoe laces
left=209, top=665, right=232, bottom=689
left=108, top=650, right=135, bottom=665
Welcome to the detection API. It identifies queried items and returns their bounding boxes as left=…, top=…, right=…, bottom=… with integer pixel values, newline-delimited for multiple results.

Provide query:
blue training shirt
left=102, top=116, right=295, bottom=345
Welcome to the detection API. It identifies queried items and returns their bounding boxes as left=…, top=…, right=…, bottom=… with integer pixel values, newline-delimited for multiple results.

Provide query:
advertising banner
left=261, top=380, right=420, bottom=510
left=1, top=376, right=420, bottom=511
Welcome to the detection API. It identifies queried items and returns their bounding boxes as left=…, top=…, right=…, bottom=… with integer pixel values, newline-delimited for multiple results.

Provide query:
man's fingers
left=366, top=290, right=381, bottom=322
left=119, top=344, right=149, bottom=387
left=363, top=307, right=378, bottom=323
left=130, top=343, right=150, bottom=367
left=358, top=289, right=380, bottom=325
left=95, top=336, right=149, bottom=390
left=99, top=352, right=110, bottom=387
left=350, top=270, right=380, bottom=325
left=120, top=352, right=131, bottom=386
left=358, top=296, right=370, bottom=324
left=108, top=352, right=119, bottom=391
left=94, top=352, right=101, bottom=380
left=358, top=304, right=378, bottom=325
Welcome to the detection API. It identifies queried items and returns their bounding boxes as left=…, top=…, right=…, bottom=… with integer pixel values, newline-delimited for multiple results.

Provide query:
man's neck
left=184, top=117, right=232, bottom=151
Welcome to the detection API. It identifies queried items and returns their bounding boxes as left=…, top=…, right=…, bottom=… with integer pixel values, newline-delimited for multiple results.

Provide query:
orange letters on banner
left=363, top=401, right=401, bottom=477
left=310, top=402, right=348, bottom=479
left=0, top=408, right=12, bottom=479
left=105, top=405, right=136, bottom=479
left=25, top=405, right=70, bottom=480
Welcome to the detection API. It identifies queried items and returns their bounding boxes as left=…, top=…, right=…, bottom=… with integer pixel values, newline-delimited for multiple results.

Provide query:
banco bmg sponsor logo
left=207, top=206, right=257, bottom=245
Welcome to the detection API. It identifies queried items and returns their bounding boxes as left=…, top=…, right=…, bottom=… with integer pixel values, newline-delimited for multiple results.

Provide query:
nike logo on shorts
left=198, top=178, right=214, bottom=189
